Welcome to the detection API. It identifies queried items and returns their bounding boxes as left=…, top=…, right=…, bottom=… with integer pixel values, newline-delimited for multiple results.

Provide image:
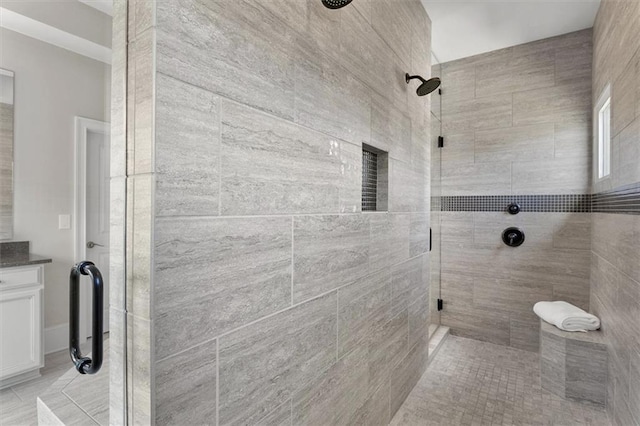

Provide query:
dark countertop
left=0, top=253, right=53, bottom=268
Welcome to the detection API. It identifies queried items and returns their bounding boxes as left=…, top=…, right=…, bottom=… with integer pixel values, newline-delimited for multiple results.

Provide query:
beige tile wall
left=108, top=1, right=127, bottom=424
left=439, top=29, right=593, bottom=197
left=437, top=31, right=594, bottom=352
left=591, top=1, right=640, bottom=425
left=125, top=1, right=435, bottom=424
left=439, top=212, right=591, bottom=351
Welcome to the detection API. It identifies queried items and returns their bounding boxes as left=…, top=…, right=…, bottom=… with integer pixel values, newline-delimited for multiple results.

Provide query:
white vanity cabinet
left=0, top=264, right=45, bottom=387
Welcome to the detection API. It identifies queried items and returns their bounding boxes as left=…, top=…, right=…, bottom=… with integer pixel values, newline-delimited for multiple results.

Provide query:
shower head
left=321, top=0, right=353, bottom=9
left=405, top=73, right=441, bottom=96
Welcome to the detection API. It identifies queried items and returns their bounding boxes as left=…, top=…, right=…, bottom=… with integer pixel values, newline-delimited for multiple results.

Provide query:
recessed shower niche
left=361, top=144, right=388, bottom=212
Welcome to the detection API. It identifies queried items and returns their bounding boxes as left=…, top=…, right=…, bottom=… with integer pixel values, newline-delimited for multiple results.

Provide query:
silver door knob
left=86, top=241, right=104, bottom=249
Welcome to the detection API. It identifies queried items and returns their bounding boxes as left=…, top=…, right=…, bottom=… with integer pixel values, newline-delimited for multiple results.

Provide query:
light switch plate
left=58, top=214, right=71, bottom=230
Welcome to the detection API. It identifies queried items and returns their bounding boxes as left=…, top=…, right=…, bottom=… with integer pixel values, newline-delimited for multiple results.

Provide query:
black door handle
left=69, top=261, right=104, bottom=374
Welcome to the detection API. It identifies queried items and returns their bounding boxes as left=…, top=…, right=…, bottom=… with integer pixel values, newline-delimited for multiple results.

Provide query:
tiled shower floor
left=391, top=336, right=610, bottom=426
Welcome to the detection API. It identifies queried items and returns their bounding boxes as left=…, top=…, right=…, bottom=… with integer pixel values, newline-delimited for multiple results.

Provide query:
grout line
left=216, top=338, right=220, bottom=426
left=511, top=93, right=514, bottom=127
left=510, top=162, right=513, bottom=195
left=60, top=390, right=101, bottom=425
left=552, top=122, right=557, bottom=159
left=10, top=387, right=23, bottom=402
left=153, top=249, right=428, bottom=364
left=156, top=210, right=418, bottom=221
left=291, top=217, right=294, bottom=307
left=154, top=72, right=360, bottom=150
left=336, top=290, right=340, bottom=362
left=218, top=97, right=222, bottom=217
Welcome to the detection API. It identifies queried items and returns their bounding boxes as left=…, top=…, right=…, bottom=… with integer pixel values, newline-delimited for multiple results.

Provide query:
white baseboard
left=44, top=323, right=68, bottom=354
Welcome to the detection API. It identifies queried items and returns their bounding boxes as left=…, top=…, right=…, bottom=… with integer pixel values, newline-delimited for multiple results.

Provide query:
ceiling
left=421, top=0, right=601, bottom=64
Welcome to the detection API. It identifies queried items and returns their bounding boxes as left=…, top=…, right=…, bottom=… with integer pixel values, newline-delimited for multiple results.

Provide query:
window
left=595, top=86, right=611, bottom=180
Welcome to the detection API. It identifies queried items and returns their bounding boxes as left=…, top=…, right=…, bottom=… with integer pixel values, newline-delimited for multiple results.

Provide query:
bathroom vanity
left=0, top=241, right=51, bottom=388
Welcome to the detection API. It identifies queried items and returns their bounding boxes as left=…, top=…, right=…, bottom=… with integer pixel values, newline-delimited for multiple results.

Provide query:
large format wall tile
left=442, top=162, right=511, bottom=195
left=129, top=28, right=155, bottom=176
left=512, top=157, right=591, bottom=194
left=154, top=216, right=292, bottom=359
left=371, top=93, right=412, bottom=162
left=510, top=318, right=540, bottom=352
left=592, top=213, right=640, bottom=283
left=218, top=292, right=337, bottom=426
left=391, top=256, right=428, bottom=316
left=155, top=339, right=216, bottom=425
left=220, top=100, right=361, bottom=215
left=148, top=0, right=433, bottom=423
left=390, top=339, right=428, bottom=417
left=256, top=400, right=291, bottom=426
left=472, top=212, right=555, bottom=249
left=409, top=213, right=430, bottom=257
left=408, top=294, right=430, bottom=348
left=442, top=305, right=510, bottom=346
left=473, top=276, right=552, bottom=318
left=339, top=5, right=408, bottom=115
left=440, top=60, right=476, bottom=103
left=367, top=307, right=410, bottom=392
left=293, top=214, right=370, bottom=303
left=590, top=0, right=640, bottom=408
left=370, top=0, right=413, bottom=69
left=475, top=48, right=556, bottom=98
left=155, top=74, right=220, bottom=217
left=611, top=50, right=639, bottom=138
left=554, top=120, right=591, bottom=159
left=630, top=351, right=640, bottom=424
left=350, top=382, right=390, bottom=426
left=565, top=340, right=608, bottom=405
left=388, top=159, right=428, bottom=211
left=156, top=0, right=296, bottom=120
left=439, top=210, right=591, bottom=351
left=411, top=119, right=431, bottom=171
left=295, top=49, right=371, bottom=146
left=614, top=117, right=640, bottom=188
left=369, top=213, right=411, bottom=270
left=554, top=33, right=592, bottom=84
left=292, top=345, right=370, bottom=425
left=512, top=79, right=591, bottom=126
left=440, top=132, right=475, bottom=165
left=540, top=330, right=566, bottom=397
left=337, top=269, right=392, bottom=357
left=442, top=94, right=513, bottom=133
left=475, top=124, right=554, bottom=163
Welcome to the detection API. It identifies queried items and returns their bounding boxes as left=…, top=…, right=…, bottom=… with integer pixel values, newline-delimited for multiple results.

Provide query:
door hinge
left=438, top=88, right=442, bottom=96
left=437, top=298, right=443, bottom=311
left=438, top=136, right=444, bottom=148
left=429, top=228, right=432, bottom=252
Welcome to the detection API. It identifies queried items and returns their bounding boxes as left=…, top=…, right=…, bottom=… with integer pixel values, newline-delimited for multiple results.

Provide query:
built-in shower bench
left=539, top=320, right=608, bottom=406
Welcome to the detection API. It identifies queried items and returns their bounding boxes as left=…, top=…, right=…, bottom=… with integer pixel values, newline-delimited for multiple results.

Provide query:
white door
left=84, top=128, right=110, bottom=335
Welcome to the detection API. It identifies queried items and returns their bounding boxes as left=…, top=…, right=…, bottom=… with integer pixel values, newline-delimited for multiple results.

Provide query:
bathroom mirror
left=0, top=69, right=14, bottom=240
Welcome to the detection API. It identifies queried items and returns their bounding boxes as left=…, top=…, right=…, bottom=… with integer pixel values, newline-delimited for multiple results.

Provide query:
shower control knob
left=502, top=227, right=525, bottom=247
left=507, top=202, right=521, bottom=215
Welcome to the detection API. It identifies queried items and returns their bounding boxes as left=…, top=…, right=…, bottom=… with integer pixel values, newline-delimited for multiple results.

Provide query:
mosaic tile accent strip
left=440, top=195, right=592, bottom=213
left=592, top=182, right=640, bottom=215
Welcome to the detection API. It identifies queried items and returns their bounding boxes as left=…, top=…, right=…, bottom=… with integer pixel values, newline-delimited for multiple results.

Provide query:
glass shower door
left=429, top=59, right=442, bottom=339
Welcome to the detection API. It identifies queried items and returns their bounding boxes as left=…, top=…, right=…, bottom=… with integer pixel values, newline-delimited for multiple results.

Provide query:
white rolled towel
left=533, top=301, right=601, bottom=332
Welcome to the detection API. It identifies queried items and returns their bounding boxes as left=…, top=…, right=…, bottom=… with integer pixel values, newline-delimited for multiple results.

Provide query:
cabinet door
left=0, top=286, right=42, bottom=379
